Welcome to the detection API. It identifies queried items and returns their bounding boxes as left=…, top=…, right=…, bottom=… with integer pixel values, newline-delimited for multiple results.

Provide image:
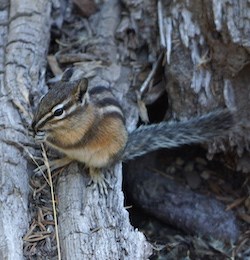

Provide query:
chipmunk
left=31, top=70, right=234, bottom=194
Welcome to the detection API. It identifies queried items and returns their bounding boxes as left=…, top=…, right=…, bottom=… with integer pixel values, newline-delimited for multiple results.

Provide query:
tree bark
left=158, top=0, right=250, bottom=157
left=122, top=0, right=250, bottom=247
left=55, top=1, right=151, bottom=258
left=1, top=0, right=151, bottom=259
left=0, top=0, right=51, bottom=259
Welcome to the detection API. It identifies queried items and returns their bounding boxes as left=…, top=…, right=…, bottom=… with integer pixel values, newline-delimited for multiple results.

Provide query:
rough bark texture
left=0, top=0, right=51, bottom=259
left=121, top=0, right=250, bottom=252
left=159, top=0, right=250, bottom=158
left=1, top=0, right=151, bottom=259
left=57, top=164, right=149, bottom=259
left=55, top=1, right=151, bottom=258
left=120, top=0, right=250, bottom=157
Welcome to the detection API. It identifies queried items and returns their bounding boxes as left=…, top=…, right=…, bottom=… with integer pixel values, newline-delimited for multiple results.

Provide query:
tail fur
left=122, top=110, right=234, bottom=161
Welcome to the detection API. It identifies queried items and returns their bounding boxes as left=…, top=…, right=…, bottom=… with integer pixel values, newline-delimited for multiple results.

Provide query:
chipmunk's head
left=31, top=77, right=89, bottom=143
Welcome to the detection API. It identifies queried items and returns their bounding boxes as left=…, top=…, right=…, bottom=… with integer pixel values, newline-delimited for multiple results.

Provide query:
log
left=0, top=0, right=51, bottom=259
left=1, top=0, right=151, bottom=258
left=124, top=152, right=239, bottom=242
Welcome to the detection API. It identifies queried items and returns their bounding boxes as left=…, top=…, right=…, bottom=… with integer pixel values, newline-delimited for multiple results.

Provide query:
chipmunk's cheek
left=34, top=131, right=47, bottom=143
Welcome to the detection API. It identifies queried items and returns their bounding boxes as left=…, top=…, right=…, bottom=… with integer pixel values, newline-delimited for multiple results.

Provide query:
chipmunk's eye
left=53, top=108, right=64, bottom=117
left=52, top=104, right=65, bottom=118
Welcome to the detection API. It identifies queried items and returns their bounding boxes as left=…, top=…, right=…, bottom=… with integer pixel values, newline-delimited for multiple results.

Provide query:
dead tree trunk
left=122, top=0, right=250, bottom=244
left=55, top=0, right=151, bottom=259
left=0, top=0, right=51, bottom=259
left=1, top=0, right=151, bottom=259
left=122, top=0, right=250, bottom=248
left=157, top=0, right=250, bottom=155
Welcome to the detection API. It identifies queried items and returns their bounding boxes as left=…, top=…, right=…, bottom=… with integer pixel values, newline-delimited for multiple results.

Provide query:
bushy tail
left=122, top=110, right=234, bottom=161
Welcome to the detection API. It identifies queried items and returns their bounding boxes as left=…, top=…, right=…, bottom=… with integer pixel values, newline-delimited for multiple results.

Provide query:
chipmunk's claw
left=88, top=168, right=111, bottom=196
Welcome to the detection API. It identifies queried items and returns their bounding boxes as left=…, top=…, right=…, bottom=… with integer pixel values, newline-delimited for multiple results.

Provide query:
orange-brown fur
left=48, top=105, right=96, bottom=148
left=84, top=116, right=128, bottom=160
left=46, top=106, right=127, bottom=168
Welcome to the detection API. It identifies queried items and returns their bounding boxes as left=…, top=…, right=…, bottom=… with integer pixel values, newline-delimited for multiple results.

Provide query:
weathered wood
left=125, top=152, right=239, bottom=242
left=1, top=0, right=151, bottom=258
left=158, top=0, right=250, bottom=158
left=121, top=0, right=250, bottom=247
left=0, top=0, right=51, bottom=259
left=57, top=164, right=150, bottom=259
left=55, top=0, right=151, bottom=258
left=121, top=0, right=250, bottom=158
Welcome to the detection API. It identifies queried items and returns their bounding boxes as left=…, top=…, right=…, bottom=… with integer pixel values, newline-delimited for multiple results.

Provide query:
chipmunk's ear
left=61, top=67, right=74, bottom=82
left=72, top=78, right=89, bottom=103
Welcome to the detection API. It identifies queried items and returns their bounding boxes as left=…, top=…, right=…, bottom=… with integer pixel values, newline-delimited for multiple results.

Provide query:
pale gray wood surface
left=0, top=0, right=151, bottom=259
left=56, top=0, right=151, bottom=258
left=0, top=0, right=51, bottom=259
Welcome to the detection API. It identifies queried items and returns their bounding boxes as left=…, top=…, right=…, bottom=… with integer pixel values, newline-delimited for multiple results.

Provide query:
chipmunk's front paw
left=34, top=157, right=73, bottom=174
left=88, top=168, right=111, bottom=196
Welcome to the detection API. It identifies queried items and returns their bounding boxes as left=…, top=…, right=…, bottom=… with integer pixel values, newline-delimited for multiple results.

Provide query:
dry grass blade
left=233, top=231, right=250, bottom=256
left=41, top=144, right=61, bottom=260
left=24, top=232, right=51, bottom=242
left=226, top=197, right=246, bottom=211
left=238, top=213, right=250, bottom=224
left=24, top=145, right=50, bottom=185
left=138, top=51, right=164, bottom=96
left=136, top=51, right=165, bottom=123
left=47, top=55, right=63, bottom=76
left=23, top=221, right=38, bottom=241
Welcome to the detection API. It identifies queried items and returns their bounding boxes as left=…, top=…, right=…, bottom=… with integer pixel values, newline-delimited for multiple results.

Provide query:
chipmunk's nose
left=31, top=120, right=37, bottom=132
